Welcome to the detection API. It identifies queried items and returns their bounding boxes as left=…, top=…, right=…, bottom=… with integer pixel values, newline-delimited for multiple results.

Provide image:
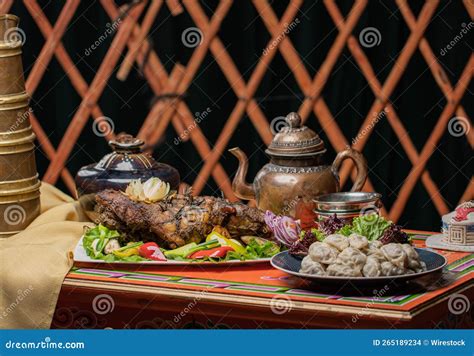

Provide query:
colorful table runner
left=67, top=231, right=473, bottom=314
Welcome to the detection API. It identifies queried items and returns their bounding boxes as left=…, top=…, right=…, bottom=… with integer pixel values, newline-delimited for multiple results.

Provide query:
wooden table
left=53, top=232, right=473, bottom=329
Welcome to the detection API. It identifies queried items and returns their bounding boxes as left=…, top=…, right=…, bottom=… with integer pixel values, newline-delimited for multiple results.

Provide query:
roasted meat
left=94, top=189, right=269, bottom=248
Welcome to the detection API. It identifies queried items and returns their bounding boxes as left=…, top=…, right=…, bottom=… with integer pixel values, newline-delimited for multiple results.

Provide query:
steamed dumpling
left=308, top=242, right=339, bottom=264
left=401, top=244, right=422, bottom=270
left=367, top=241, right=385, bottom=259
left=414, top=261, right=427, bottom=273
left=381, top=243, right=408, bottom=268
left=336, top=247, right=367, bottom=270
left=369, top=240, right=383, bottom=249
left=300, top=256, right=326, bottom=275
left=363, top=255, right=381, bottom=277
left=367, top=241, right=386, bottom=262
left=324, top=234, right=349, bottom=251
left=367, top=247, right=386, bottom=262
left=380, top=261, right=406, bottom=276
left=348, top=233, right=369, bottom=250
left=327, top=263, right=362, bottom=277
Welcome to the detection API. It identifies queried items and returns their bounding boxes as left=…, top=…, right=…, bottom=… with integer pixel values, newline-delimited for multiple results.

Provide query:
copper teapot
left=229, top=112, right=368, bottom=222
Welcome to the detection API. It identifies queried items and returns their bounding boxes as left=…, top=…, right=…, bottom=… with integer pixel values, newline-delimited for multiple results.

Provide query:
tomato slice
left=139, top=242, right=167, bottom=261
left=189, top=246, right=234, bottom=259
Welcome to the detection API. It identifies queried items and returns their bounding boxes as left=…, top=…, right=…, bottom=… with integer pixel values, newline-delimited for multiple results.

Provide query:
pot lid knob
left=109, top=133, right=144, bottom=153
left=286, top=111, right=301, bottom=128
left=265, top=112, right=326, bottom=158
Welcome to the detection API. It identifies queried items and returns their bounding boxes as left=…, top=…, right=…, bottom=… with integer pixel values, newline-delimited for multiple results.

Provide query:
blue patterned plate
left=271, top=248, right=447, bottom=288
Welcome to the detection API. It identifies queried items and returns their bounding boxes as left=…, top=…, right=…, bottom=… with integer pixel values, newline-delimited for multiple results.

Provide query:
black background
left=10, top=0, right=473, bottom=231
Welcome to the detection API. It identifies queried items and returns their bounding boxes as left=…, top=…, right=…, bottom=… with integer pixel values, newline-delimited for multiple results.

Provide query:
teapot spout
left=228, top=147, right=255, bottom=201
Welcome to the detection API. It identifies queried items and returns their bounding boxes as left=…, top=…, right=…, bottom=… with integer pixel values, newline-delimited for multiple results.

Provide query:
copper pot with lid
left=229, top=112, right=368, bottom=222
left=75, top=133, right=180, bottom=221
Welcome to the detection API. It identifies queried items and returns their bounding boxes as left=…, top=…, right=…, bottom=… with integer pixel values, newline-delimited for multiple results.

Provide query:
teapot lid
left=96, top=133, right=156, bottom=171
left=265, top=112, right=325, bottom=157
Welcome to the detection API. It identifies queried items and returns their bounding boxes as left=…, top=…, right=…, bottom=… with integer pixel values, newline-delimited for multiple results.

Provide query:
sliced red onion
left=265, top=211, right=301, bottom=247
left=264, top=211, right=277, bottom=230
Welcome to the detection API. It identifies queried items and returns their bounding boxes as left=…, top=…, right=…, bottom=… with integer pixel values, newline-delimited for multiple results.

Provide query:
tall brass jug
left=0, top=14, right=40, bottom=237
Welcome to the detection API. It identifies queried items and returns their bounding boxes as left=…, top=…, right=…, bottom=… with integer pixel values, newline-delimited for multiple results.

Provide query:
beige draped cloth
left=0, top=183, right=92, bottom=329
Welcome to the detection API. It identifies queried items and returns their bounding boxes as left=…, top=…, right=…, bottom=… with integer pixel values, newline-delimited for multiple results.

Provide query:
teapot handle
left=331, top=148, right=368, bottom=192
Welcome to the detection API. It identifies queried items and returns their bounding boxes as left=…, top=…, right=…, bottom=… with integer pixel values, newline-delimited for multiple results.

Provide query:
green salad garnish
left=243, top=238, right=280, bottom=259
left=83, top=225, right=149, bottom=262
left=351, top=215, right=392, bottom=241
left=335, top=225, right=353, bottom=237
left=83, top=225, right=280, bottom=263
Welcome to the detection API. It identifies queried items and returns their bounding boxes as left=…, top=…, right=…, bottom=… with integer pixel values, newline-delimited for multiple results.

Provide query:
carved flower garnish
left=125, top=177, right=170, bottom=203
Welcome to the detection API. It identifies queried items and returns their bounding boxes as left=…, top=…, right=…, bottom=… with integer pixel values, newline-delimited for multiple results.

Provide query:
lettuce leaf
left=202, top=238, right=280, bottom=262
left=311, top=228, right=325, bottom=242
left=336, top=225, right=353, bottom=237
left=83, top=225, right=149, bottom=262
left=351, top=215, right=391, bottom=241
left=244, top=238, right=280, bottom=259
left=83, top=225, right=119, bottom=257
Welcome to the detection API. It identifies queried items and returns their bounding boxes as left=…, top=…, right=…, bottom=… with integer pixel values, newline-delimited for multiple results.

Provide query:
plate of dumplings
left=271, top=233, right=447, bottom=287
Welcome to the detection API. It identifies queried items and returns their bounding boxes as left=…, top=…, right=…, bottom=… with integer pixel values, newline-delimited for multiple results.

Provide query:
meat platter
left=73, top=178, right=281, bottom=264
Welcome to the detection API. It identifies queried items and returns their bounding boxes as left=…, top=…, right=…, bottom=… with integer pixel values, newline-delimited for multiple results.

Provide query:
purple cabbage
left=379, top=224, right=409, bottom=244
left=289, top=230, right=316, bottom=256
left=318, top=214, right=345, bottom=235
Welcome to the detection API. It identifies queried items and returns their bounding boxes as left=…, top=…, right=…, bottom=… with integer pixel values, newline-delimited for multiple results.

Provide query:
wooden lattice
left=1, top=0, right=472, bottom=223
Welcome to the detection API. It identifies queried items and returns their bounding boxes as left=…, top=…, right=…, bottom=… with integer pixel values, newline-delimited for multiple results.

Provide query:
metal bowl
left=313, top=192, right=382, bottom=221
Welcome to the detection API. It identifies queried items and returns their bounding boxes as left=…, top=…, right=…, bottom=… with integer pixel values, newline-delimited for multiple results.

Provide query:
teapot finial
left=286, top=112, right=301, bottom=128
